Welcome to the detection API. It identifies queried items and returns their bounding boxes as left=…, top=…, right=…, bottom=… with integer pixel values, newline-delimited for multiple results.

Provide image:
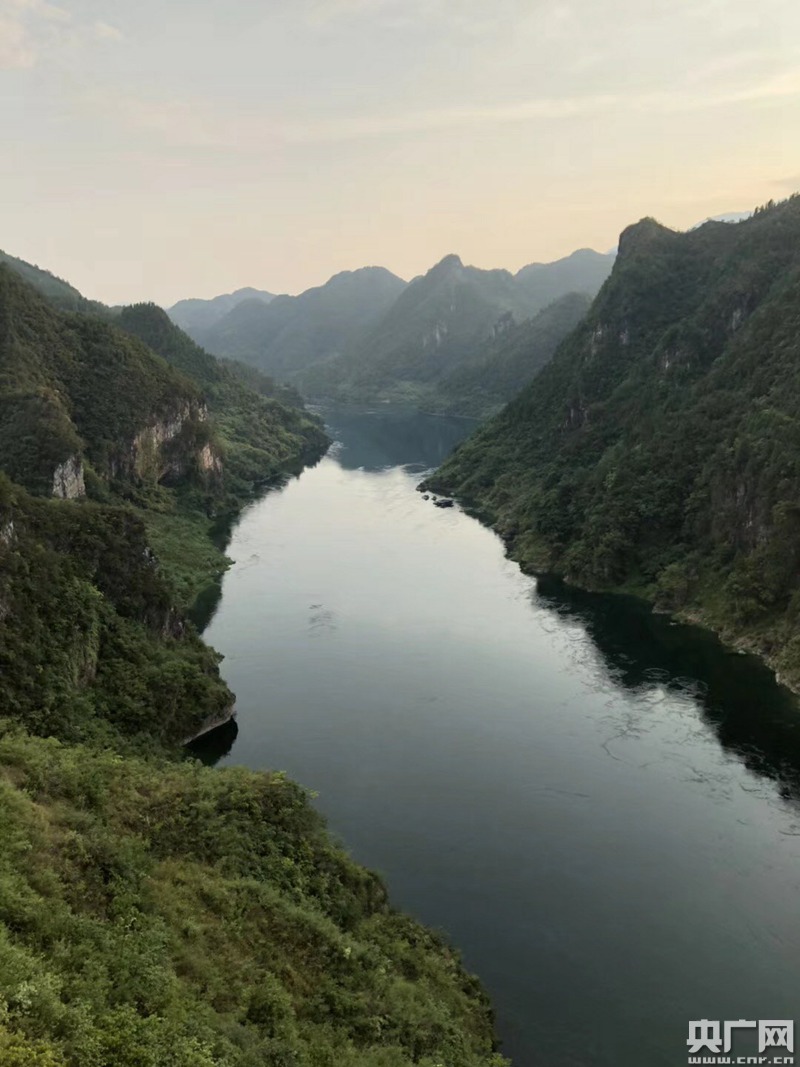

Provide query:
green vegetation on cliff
left=433, top=292, right=592, bottom=417
left=0, top=728, right=505, bottom=1067
left=0, top=260, right=506, bottom=1065
left=116, top=303, right=327, bottom=498
left=427, top=195, right=800, bottom=688
left=300, top=255, right=603, bottom=411
left=180, top=251, right=611, bottom=412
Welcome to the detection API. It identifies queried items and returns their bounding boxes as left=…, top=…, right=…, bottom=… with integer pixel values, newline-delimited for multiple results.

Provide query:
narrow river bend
left=197, top=408, right=800, bottom=1067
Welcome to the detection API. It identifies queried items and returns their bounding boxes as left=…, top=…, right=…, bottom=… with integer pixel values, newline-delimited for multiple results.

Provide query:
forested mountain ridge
left=0, top=248, right=107, bottom=315
left=0, top=266, right=326, bottom=743
left=0, top=262, right=507, bottom=1066
left=299, top=255, right=601, bottom=408
left=191, top=266, right=407, bottom=377
left=300, top=254, right=533, bottom=402
left=179, top=249, right=611, bottom=408
left=426, top=195, right=800, bottom=688
left=117, top=302, right=327, bottom=496
left=0, top=267, right=214, bottom=498
left=430, top=291, right=592, bottom=417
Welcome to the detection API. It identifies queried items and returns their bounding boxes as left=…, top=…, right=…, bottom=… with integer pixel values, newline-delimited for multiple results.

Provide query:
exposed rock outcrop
left=109, top=403, right=222, bottom=485
left=52, top=455, right=86, bottom=499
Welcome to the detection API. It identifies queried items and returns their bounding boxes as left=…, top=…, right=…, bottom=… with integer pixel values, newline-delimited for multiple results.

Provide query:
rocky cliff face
left=107, top=402, right=223, bottom=486
left=428, top=195, right=800, bottom=688
left=52, top=455, right=86, bottom=499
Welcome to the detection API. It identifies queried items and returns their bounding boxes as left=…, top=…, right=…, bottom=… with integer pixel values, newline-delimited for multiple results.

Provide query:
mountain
left=433, top=291, right=593, bottom=416
left=182, top=250, right=610, bottom=409
left=426, top=194, right=800, bottom=689
left=0, top=247, right=106, bottom=314
left=0, top=266, right=213, bottom=498
left=301, top=254, right=599, bottom=407
left=0, top=260, right=505, bottom=1067
left=195, top=266, right=407, bottom=377
left=117, top=303, right=326, bottom=494
left=168, top=286, right=274, bottom=335
left=514, top=248, right=615, bottom=313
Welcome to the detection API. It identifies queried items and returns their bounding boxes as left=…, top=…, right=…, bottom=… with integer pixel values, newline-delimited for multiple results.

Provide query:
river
left=196, top=407, right=800, bottom=1067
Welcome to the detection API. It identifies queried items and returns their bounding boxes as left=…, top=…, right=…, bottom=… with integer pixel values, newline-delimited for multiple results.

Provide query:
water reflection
left=535, top=576, right=800, bottom=799
left=321, top=405, right=477, bottom=472
left=198, top=407, right=800, bottom=1067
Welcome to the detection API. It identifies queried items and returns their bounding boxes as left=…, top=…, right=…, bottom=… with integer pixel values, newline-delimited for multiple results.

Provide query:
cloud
left=92, top=63, right=800, bottom=156
left=304, top=0, right=527, bottom=33
left=283, top=70, right=800, bottom=142
left=93, top=20, right=122, bottom=42
left=0, top=13, right=35, bottom=66
left=0, top=0, right=121, bottom=68
left=0, top=0, right=69, bottom=69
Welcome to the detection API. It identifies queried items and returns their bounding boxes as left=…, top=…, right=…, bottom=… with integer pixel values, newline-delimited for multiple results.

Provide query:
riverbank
left=200, top=408, right=800, bottom=1067
left=0, top=432, right=509, bottom=1065
left=469, top=510, right=800, bottom=701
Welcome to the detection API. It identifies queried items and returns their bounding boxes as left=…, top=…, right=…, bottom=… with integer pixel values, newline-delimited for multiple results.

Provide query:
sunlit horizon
left=2, top=0, right=798, bottom=305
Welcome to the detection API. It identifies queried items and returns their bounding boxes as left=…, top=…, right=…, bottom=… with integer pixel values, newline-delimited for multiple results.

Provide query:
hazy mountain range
left=169, top=248, right=615, bottom=412
left=169, top=287, right=275, bottom=335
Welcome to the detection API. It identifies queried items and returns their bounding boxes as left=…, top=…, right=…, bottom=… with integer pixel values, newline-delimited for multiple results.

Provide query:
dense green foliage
left=0, top=268, right=214, bottom=495
left=0, top=262, right=506, bottom=1065
left=117, top=304, right=327, bottom=496
left=432, top=293, right=591, bottom=417
left=0, top=250, right=106, bottom=315
left=0, top=474, right=231, bottom=746
left=0, top=728, right=507, bottom=1067
left=300, top=255, right=606, bottom=410
left=428, top=195, right=800, bottom=687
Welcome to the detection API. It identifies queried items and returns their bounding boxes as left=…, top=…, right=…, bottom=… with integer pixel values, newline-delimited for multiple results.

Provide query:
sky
left=2, top=0, right=799, bottom=306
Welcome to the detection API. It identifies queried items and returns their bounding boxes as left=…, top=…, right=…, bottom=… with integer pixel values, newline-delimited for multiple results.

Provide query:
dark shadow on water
left=186, top=716, right=239, bottom=765
left=534, top=574, right=800, bottom=800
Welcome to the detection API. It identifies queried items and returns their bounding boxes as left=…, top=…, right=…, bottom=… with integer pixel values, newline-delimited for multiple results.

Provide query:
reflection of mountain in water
left=322, top=407, right=476, bottom=472
left=534, top=575, right=800, bottom=799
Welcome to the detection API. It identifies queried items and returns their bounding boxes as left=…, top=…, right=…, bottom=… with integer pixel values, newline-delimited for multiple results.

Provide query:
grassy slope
left=0, top=270, right=507, bottom=1065
left=0, top=728, right=506, bottom=1067
left=428, top=196, right=800, bottom=691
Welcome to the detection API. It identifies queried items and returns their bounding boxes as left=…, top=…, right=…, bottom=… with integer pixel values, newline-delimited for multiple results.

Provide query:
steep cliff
left=0, top=267, right=219, bottom=497
left=116, top=303, right=328, bottom=493
left=427, top=195, right=800, bottom=687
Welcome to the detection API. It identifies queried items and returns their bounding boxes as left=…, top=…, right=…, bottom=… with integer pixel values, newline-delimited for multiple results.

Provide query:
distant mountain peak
left=617, top=217, right=677, bottom=259
left=430, top=253, right=464, bottom=274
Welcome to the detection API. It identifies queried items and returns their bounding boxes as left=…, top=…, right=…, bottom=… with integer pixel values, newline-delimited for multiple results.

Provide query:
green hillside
left=426, top=196, right=800, bottom=688
left=433, top=292, right=592, bottom=417
left=301, top=255, right=604, bottom=409
left=0, top=249, right=106, bottom=315
left=195, top=267, right=407, bottom=378
left=0, top=268, right=209, bottom=497
left=0, top=263, right=506, bottom=1066
left=117, top=303, right=327, bottom=496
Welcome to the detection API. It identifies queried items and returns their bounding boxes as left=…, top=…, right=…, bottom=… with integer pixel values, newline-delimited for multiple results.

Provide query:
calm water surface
left=199, top=409, right=800, bottom=1067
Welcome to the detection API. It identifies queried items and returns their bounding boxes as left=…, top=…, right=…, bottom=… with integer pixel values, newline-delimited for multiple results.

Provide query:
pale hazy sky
left=3, top=0, right=799, bottom=305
